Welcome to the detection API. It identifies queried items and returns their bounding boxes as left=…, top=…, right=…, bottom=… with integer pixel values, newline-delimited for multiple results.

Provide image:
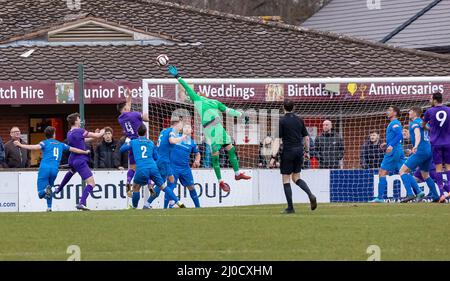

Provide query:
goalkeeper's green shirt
left=177, top=77, right=241, bottom=125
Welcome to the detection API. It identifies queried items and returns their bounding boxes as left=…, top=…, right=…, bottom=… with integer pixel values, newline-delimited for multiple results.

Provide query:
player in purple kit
left=413, top=162, right=450, bottom=201
left=423, top=92, right=450, bottom=203
left=117, top=88, right=150, bottom=197
left=55, top=113, right=105, bottom=210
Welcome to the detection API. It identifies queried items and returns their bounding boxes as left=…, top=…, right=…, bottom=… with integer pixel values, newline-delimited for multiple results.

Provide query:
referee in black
left=277, top=99, right=317, bottom=214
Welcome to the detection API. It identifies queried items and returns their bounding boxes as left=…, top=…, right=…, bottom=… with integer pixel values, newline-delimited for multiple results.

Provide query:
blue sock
left=46, top=197, right=52, bottom=209
left=163, top=184, right=175, bottom=209
left=146, top=187, right=161, bottom=205
left=164, top=192, right=170, bottom=209
left=377, top=176, right=387, bottom=199
left=189, top=188, right=200, bottom=208
left=425, top=177, right=440, bottom=200
left=163, top=187, right=179, bottom=203
left=132, top=191, right=140, bottom=208
left=408, top=174, right=423, bottom=195
left=401, top=174, right=414, bottom=196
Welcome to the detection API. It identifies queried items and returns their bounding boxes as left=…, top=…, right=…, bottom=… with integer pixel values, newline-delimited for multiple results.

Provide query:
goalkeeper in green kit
left=167, top=65, right=251, bottom=192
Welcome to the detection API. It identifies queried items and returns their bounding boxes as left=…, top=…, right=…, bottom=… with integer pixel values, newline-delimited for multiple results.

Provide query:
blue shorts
left=157, top=160, right=173, bottom=180
left=37, top=166, right=58, bottom=195
left=380, top=149, right=405, bottom=172
left=405, top=151, right=432, bottom=172
left=173, top=167, right=195, bottom=187
left=133, top=166, right=165, bottom=187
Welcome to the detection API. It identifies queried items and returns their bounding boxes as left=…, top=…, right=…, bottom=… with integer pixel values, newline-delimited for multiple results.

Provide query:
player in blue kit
left=146, top=116, right=187, bottom=208
left=398, top=106, right=439, bottom=203
left=120, top=124, right=184, bottom=209
left=370, top=106, right=406, bottom=203
left=165, top=124, right=201, bottom=208
left=14, top=126, right=90, bottom=211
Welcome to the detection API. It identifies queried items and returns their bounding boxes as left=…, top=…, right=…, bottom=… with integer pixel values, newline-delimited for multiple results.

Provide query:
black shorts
left=280, top=148, right=303, bottom=174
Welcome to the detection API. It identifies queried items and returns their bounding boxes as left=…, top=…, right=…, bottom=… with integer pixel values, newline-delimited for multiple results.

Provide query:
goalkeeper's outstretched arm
left=167, top=65, right=201, bottom=102
left=214, top=100, right=242, bottom=117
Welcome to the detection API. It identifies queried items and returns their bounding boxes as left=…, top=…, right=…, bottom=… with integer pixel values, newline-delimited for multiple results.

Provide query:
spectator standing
left=360, top=131, right=384, bottom=169
left=118, top=136, right=129, bottom=169
left=4, top=127, right=30, bottom=168
left=259, top=136, right=280, bottom=168
left=94, top=127, right=122, bottom=169
left=314, top=120, right=344, bottom=169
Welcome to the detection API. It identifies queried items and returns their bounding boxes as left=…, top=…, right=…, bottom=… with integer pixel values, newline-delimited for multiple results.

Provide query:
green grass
left=0, top=204, right=449, bottom=261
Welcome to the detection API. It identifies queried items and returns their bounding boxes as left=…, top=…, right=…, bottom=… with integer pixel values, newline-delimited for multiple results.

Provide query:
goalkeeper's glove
left=168, top=65, right=180, bottom=78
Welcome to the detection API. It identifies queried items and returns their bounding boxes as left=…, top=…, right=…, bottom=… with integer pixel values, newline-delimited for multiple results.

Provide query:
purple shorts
left=432, top=145, right=450, bottom=165
left=128, top=150, right=136, bottom=165
left=69, top=158, right=93, bottom=180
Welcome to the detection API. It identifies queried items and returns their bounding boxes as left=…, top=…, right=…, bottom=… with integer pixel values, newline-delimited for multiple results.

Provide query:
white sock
left=235, top=170, right=241, bottom=176
left=144, top=202, right=150, bottom=207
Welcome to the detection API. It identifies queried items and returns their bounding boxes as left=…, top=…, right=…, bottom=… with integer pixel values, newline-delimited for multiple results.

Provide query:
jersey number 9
left=436, top=110, right=447, bottom=127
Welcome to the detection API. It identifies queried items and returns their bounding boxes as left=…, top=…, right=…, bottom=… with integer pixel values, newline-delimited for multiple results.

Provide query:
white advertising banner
left=16, top=169, right=255, bottom=212
left=174, top=169, right=255, bottom=208
left=0, top=172, right=19, bottom=212
left=18, top=171, right=129, bottom=212
left=373, top=174, right=409, bottom=198
left=258, top=169, right=330, bottom=204
left=3, top=168, right=332, bottom=212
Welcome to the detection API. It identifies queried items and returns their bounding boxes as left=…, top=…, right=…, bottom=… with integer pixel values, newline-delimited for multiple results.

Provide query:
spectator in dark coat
left=118, top=136, right=129, bottom=169
left=314, top=120, right=344, bottom=169
left=60, top=138, right=70, bottom=167
left=4, top=127, right=30, bottom=168
left=94, top=127, right=122, bottom=169
left=360, top=130, right=384, bottom=169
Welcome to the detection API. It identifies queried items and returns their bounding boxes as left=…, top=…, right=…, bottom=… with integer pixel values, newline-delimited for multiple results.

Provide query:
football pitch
left=0, top=203, right=449, bottom=261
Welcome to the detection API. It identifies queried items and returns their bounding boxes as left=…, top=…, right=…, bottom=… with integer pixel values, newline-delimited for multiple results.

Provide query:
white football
left=156, top=54, right=169, bottom=66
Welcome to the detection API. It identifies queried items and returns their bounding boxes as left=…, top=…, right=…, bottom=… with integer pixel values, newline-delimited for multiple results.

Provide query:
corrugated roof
left=302, top=0, right=450, bottom=50
left=388, top=0, right=450, bottom=49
